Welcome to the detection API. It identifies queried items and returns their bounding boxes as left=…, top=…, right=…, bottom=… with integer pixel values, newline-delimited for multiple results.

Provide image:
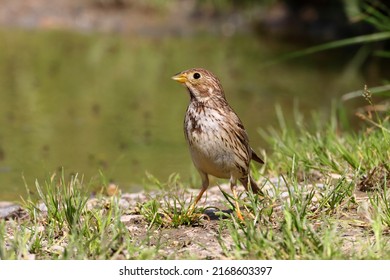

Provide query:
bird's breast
left=184, top=104, right=243, bottom=178
left=184, top=105, right=224, bottom=143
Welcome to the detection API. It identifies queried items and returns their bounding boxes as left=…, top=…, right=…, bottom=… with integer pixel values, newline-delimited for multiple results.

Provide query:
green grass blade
left=263, top=32, right=390, bottom=67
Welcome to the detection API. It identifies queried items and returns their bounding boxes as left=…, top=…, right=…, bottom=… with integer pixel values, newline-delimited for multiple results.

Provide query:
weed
left=140, top=173, right=208, bottom=228
left=1, top=171, right=161, bottom=259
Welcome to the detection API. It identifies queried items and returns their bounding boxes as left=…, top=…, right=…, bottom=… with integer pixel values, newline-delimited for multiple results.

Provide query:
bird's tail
left=240, top=176, right=263, bottom=196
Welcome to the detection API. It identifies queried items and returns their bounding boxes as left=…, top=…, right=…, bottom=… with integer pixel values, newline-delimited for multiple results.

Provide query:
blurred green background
left=0, top=0, right=388, bottom=200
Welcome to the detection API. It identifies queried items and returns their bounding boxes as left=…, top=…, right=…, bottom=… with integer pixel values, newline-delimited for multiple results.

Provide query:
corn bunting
left=172, top=68, right=263, bottom=220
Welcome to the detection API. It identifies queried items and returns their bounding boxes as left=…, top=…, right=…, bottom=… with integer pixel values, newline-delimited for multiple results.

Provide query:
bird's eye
left=193, top=72, right=201, bottom=79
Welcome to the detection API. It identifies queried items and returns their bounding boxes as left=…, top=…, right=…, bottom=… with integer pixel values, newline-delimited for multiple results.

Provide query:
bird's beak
left=171, top=73, right=187, bottom=84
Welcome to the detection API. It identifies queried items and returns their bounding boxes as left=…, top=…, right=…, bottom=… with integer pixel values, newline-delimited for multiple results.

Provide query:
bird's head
left=172, top=68, right=225, bottom=102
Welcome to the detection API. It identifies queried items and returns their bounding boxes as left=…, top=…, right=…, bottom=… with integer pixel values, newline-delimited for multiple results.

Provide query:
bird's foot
left=236, top=207, right=244, bottom=221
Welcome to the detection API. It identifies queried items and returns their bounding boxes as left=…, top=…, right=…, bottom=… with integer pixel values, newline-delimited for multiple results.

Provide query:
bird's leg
left=230, top=176, right=244, bottom=221
left=187, top=173, right=209, bottom=215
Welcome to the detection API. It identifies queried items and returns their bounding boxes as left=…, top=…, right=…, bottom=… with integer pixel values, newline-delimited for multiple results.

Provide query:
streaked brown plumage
left=172, top=68, right=263, bottom=219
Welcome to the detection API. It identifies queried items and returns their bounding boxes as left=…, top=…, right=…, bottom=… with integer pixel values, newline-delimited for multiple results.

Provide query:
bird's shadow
left=202, top=208, right=233, bottom=221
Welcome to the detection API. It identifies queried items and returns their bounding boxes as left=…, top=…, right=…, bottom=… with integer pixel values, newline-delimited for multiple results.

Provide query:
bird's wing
left=251, top=148, right=264, bottom=164
left=228, top=106, right=264, bottom=165
left=222, top=101, right=264, bottom=165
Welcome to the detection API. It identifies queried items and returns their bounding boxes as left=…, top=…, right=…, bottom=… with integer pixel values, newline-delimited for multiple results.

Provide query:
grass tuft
left=140, top=173, right=208, bottom=228
left=1, top=171, right=160, bottom=259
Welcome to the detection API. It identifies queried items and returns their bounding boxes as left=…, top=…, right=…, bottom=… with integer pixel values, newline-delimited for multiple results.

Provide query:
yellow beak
left=171, top=73, right=187, bottom=83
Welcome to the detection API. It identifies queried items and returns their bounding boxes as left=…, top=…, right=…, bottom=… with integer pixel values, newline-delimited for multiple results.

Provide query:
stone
left=118, top=198, right=130, bottom=210
left=120, top=214, right=143, bottom=225
left=0, top=202, right=21, bottom=219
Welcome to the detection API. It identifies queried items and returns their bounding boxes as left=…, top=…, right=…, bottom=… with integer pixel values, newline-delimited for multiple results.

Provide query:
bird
left=171, top=67, right=264, bottom=220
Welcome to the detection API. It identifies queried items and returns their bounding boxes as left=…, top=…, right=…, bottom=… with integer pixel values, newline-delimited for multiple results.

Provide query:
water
left=0, top=29, right=364, bottom=200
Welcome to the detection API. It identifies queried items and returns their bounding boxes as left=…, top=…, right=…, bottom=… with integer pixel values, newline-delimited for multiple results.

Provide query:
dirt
left=101, top=181, right=381, bottom=259
left=113, top=184, right=239, bottom=259
left=1, top=178, right=386, bottom=259
left=123, top=217, right=230, bottom=260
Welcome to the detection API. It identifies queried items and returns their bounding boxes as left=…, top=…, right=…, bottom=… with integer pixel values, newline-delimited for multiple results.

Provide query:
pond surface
left=0, top=29, right=364, bottom=200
